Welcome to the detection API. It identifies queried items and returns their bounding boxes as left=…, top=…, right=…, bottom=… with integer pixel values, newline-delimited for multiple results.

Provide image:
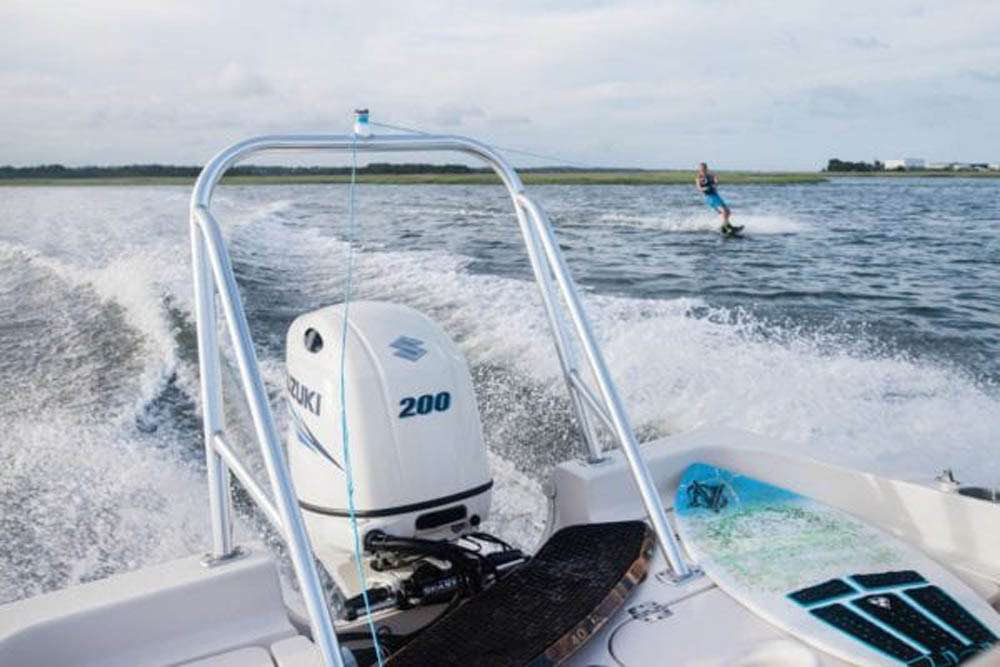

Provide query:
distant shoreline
left=825, top=170, right=1000, bottom=179
left=1, top=170, right=998, bottom=187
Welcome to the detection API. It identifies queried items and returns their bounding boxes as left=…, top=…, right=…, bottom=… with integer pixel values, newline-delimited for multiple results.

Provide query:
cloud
left=430, top=105, right=485, bottom=127
left=963, top=69, right=1000, bottom=84
left=212, top=63, right=273, bottom=98
left=803, top=86, right=868, bottom=118
left=492, top=114, right=531, bottom=126
left=847, top=36, right=889, bottom=50
left=0, top=72, right=65, bottom=99
left=772, top=30, right=801, bottom=52
left=1, top=0, right=999, bottom=168
left=569, top=81, right=667, bottom=106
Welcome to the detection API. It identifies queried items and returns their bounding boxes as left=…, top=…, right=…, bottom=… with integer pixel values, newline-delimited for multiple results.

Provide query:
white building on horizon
left=884, top=158, right=925, bottom=170
left=922, top=161, right=1000, bottom=171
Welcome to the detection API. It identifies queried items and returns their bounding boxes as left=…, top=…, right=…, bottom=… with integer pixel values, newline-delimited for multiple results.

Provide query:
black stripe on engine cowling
left=298, top=479, right=494, bottom=518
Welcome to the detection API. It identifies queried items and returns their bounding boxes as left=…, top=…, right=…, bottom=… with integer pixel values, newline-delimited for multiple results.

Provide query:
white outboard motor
left=285, top=301, right=492, bottom=595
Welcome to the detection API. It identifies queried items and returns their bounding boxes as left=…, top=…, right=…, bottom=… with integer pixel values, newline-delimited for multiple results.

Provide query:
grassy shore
left=3, top=170, right=998, bottom=187
left=0, top=171, right=826, bottom=187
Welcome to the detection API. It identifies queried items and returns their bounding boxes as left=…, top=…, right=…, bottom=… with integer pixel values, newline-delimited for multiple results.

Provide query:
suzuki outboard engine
left=286, top=301, right=492, bottom=597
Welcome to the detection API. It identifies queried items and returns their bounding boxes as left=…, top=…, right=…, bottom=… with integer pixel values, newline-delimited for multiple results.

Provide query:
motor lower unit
left=285, top=301, right=492, bottom=594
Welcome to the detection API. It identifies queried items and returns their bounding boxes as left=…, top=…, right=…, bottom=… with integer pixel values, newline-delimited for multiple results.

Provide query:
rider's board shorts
left=704, top=192, right=728, bottom=211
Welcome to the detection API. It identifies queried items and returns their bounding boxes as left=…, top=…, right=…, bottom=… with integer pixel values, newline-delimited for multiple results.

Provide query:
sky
left=1, top=0, right=999, bottom=170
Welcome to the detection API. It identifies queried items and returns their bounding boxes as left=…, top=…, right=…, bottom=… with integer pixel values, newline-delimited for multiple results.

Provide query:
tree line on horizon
left=0, top=163, right=490, bottom=179
left=0, top=163, right=623, bottom=179
left=824, top=158, right=886, bottom=172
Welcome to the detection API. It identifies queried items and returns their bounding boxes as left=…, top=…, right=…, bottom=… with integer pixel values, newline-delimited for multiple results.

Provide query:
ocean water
left=1, top=177, right=998, bottom=605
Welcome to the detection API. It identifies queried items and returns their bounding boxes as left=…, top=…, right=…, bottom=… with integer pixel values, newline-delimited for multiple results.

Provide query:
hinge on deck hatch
left=627, top=601, right=672, bottom=623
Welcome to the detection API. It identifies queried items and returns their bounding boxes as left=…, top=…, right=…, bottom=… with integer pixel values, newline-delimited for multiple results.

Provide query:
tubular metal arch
left=189, top=132, right=690, bottom=667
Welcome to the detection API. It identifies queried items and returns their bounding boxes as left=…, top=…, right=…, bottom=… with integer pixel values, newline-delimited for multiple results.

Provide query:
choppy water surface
left=1, top=177, right=998, bottom=604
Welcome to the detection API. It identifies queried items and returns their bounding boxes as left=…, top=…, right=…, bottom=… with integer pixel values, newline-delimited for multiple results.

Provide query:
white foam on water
left=0, top=418, right=222, bottom=604
left=481, top=451, right=547, bottom=552
left=213, top=195, right=301, bottom=234
left=599, top=211, right=805, bottom=235
left=600, top=211, right=716, bottom=233
left=0, top=240, right=198, bottom=423
left=596, top=299, right=1000, bottom=483
left=729, top=213, right=806, bottom=235
left=0, top=236, right=238, bottom=604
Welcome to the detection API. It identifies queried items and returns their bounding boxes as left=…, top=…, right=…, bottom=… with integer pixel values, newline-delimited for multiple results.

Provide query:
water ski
left=675, top=463, right=1000, bottom=666
left=721, top=224, right=744, bottom=238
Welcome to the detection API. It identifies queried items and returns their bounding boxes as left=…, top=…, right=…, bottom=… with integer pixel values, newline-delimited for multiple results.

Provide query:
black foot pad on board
left=850, top=570, right=926, bottom=589
left=789, top=578, right=856, bottom=606
left=385, top=521, right=653, bottom=667
left=811, top=603, right=925, bottom=663
left=905, top=585, right=999, bottom=646
left=853, top=593, right=965, bottom=658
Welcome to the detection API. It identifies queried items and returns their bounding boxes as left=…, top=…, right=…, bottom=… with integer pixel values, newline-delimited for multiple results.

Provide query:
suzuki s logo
left=390, top=336, right=427, bottom=362
left=287, top=375, right=321, bottom=416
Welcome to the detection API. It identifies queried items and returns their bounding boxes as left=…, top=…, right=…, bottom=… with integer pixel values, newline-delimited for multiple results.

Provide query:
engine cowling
left=285, top=301, right=491, bottom=589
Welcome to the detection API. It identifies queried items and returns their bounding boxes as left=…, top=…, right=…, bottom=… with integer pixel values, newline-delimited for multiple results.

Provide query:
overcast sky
left=2, top=0, right=998, bottom=169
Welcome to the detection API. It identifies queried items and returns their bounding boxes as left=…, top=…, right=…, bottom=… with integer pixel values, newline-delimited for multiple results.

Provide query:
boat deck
left=0, top=550, right=323, bottom=667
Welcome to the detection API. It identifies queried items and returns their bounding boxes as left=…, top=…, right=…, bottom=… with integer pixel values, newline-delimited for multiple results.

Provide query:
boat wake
left=1, top=185, right=997, bottom=610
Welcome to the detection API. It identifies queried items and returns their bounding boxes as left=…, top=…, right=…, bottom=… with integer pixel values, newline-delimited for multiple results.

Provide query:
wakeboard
left=721, top=224, right=744, bottom=238
left=674, top=463, right=1000, bottom=666
left=385, top=521, right=653, bottom=667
